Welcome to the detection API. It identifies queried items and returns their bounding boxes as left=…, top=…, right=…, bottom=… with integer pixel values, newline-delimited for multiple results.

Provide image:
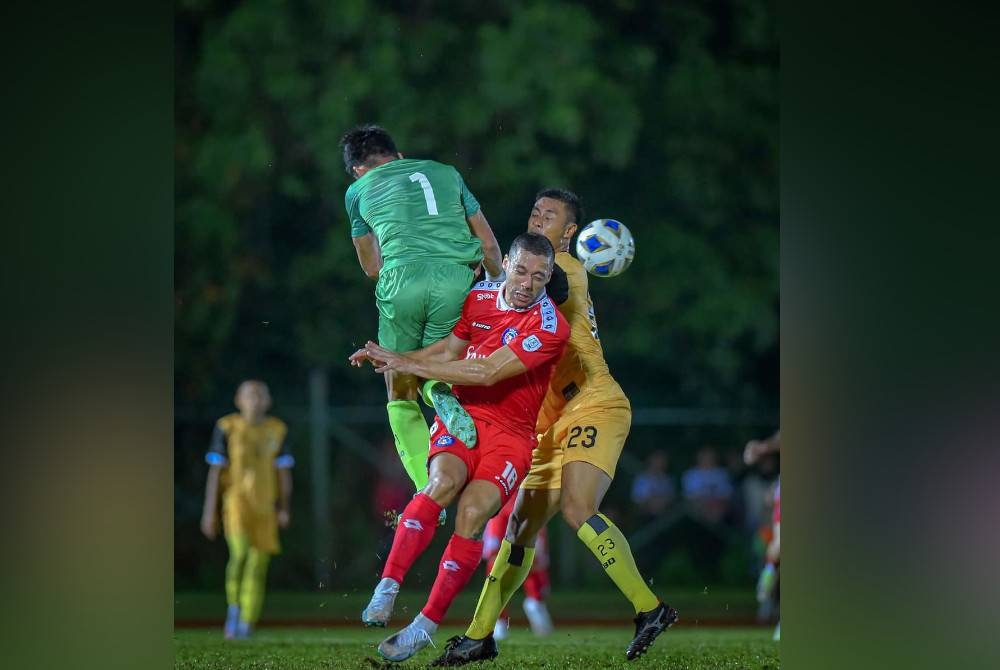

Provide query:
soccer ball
left=575, top=219, right=635, bottom=277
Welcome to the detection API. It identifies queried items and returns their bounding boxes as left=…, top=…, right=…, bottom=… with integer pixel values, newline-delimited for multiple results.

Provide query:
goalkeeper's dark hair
left=536, top=187, right=584, bottom=225
left=509, top=232, right=555, bottom=264
left=340, top=124, right=399, bottom=176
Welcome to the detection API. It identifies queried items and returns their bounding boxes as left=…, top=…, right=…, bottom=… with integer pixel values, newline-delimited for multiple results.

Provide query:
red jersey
left=451, top=280, right=570, bottom=439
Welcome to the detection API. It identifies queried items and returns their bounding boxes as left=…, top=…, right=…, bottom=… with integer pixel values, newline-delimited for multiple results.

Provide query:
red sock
left=421, top=534, right=483, bottom=623
left=523, top=568, right=550, bottom=600
left=523, top=570, right=543, bottom=600
left=382, top=493, right=443, bottom=584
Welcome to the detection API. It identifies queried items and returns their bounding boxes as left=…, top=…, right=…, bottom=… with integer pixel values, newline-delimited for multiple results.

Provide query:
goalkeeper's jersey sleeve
left=344, top=158, right=484, bottom=272
left=538, top=252, right=630, bottom=428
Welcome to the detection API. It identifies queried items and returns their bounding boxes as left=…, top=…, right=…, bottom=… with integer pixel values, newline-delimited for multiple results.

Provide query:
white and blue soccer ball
left=575, top=219, right=635, bottom=277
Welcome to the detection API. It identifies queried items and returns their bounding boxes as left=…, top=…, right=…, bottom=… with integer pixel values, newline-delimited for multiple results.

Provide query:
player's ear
left=501, top=255, right=510, bottom=271
left=564, top=221, right=578, bottom=244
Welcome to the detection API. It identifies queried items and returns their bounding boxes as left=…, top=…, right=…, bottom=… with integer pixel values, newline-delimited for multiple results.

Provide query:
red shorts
left=428, top=416, right=532, bottom=507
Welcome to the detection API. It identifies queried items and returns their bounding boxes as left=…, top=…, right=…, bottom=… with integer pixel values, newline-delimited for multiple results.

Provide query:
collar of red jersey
left=496, top=287, right=549, bottom=312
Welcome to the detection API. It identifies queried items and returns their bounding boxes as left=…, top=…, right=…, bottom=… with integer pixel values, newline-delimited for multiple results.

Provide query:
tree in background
left=176, top=0, right=776, bottom=412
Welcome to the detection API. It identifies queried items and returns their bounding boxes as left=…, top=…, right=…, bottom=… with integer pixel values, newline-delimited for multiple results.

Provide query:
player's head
left=648, top=450, right=668, bottom=472
left=340, top=124, right=403, bottom=179
left=696, top=445, right=719, bottom=468
left=502, top=232, right=555, bottom=309
left=528, top=188, right=583, bottom=253
left=235, top=380, right=272, bottom=419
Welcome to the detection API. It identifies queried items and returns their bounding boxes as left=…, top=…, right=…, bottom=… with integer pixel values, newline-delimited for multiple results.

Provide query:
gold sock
left=239, top=548, right=271, bottom=623
left=466, top=540, right=535, bottom=639
left=577, top=513, right=660, bottom=614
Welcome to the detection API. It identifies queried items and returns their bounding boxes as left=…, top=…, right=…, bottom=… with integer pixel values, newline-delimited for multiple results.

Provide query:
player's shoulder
left=217, top=413, right=241, bottom=431
left=469, top=279, right=503, bottom=293
left=344, top=178, right=363, bottom=205
left=538, top=295, right=570, bottom=338
left=464, top=280, right=502, bottom=312
left=557, top=252, right=588, bottom=282
left=263, top=416, right=288, bottom=432
left=401, top=157, right=450, bottom=171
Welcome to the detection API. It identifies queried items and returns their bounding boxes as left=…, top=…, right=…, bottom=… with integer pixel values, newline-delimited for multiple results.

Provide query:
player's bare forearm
left=201, top=465, right=222, bottom=539
left=467, top=210, right=503, bottom=278
left=353, top=233, right=383, bottom=279
left=278, top=468, right=293, bottom=511
left=404, top=337, right=457, bottom=363
left=276, top=467, right=293, bottom=528
left=349, top=335, right=466, bottom=369
left=203, top=465, right=221, bottom=513
left=364, top=341, right=526, bottom=386
left=744, top=430, right=780, bottom=465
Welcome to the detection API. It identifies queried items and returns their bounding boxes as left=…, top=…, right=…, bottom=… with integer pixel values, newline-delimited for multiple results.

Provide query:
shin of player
left=482, top=494, right=553, bottom=639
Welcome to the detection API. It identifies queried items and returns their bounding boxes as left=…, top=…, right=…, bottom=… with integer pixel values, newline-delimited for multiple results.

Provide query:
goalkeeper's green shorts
left=375, top=262, right=474, bottom=352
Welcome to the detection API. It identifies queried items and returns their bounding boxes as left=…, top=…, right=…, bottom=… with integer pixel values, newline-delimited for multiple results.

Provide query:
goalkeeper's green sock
left=466, top=540, right=535, bottom=639
left=577, top=513, right=660, bottom=614
left=386, top=400, right=430, bottom=490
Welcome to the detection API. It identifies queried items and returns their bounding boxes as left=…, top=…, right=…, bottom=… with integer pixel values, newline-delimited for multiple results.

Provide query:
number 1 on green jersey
left=409, top=172, right=438, bottom=215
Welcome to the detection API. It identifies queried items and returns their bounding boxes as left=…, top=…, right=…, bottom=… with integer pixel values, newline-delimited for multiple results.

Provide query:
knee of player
left=455, top=501, right=491, bottom=535
left=560, top=497, right=596, bottom=531
left=386, top=384, right=418, bottom=402
left=426, top=472, right=462, bottom=503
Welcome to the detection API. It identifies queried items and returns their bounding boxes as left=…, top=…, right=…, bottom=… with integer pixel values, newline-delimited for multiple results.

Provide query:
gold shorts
left=223, top=495, right=280, bottom=554
left=522, top=405, right=631, bottom=490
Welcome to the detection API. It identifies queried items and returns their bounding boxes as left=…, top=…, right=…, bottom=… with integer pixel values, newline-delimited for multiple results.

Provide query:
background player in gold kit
left=432, top=189, right=677, bottom=666
left=200, top=380, right=294, bottom=639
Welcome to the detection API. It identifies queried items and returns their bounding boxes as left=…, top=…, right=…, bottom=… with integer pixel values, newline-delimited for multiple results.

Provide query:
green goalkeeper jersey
left=345, top=158, right=484, bottom=272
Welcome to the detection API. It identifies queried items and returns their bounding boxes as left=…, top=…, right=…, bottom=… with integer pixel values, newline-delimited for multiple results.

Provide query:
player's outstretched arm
left=744, top=430, right=780, bottom=465
left=352, top=232, right=383, bottom=279
left=467, top=210, right=503, bottom=280
left=349, top=334, right=469, bottom=369
left=364, top=342, right=528, bottom=387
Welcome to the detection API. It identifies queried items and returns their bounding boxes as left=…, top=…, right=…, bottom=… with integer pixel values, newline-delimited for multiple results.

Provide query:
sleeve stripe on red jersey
left=540, top=298, right=558, bottom=333
left=470, top=280, right=504, bottom=292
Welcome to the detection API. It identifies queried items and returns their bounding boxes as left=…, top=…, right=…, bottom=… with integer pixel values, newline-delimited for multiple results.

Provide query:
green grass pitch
left=174, top=626, right=779, bottom=669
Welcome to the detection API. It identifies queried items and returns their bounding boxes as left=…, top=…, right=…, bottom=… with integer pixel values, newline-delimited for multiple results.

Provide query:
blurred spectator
left=724, top=448, right=748, bottom=528
left=631, top=450, right=676, bottom=516
left=681, top=446, right=733, bottom=525
left=741, top=448, right=779, bottom=534
left=745, top=431, right=780, bottom=640
left=630, top=450, right=676, bottom=575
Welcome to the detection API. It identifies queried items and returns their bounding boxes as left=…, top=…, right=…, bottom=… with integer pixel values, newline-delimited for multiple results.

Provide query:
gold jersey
left=537, top=252, right=630, bottom=433
left=206, top=413, right=293, bottom=548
